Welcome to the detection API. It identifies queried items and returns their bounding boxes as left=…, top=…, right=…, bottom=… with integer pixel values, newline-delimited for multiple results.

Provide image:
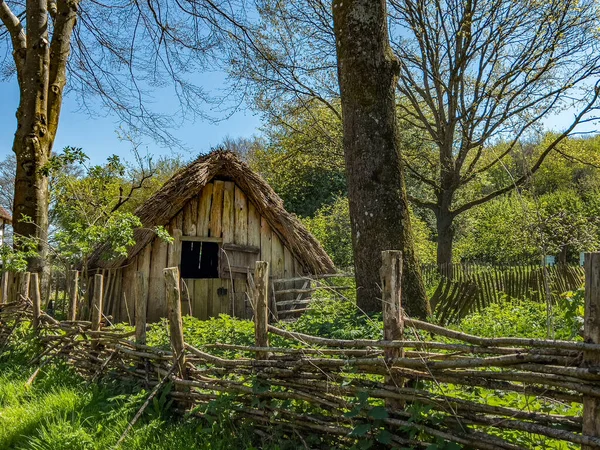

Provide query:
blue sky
left=0, top=71, right=263, bottom=166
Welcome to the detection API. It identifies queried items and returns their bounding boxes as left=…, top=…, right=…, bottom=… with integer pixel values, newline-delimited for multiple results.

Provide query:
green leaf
left=368, top=406, right=389, bottom=420
left=344, top=406, right=362, bottom=418
left=350, top=423, right=372, bottom=437
left=357, top=391, right=370, bottom=405
left=376, top=429, right=393, bottom=444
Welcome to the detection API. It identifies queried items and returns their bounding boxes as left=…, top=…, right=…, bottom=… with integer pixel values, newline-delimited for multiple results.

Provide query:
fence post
left=30, top=273, right=42, bottom=331
left=253, top=261, right=269, bottom=359
left=68, top=270, right=79, bottom=321
left=381, top=251, right=404, bottom=409
left=0, top=272, right=7, bottom=305
left=167, top=229, right=182, bottom=268
left=91, top=273, right=104, bottom=332
left=164, top=267, right=186, bottom=379
left=135, top=272, right=147, bottom=345
left=17, top=272, right=30, bottom=303
left=584, top=253, right=600, bottom=449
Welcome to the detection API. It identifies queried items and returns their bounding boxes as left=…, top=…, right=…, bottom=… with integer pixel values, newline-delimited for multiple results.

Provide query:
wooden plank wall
left=107, top=180, right=306, bottom=323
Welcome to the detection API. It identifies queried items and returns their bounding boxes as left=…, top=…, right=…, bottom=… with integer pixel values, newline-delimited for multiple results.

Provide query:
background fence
left=422, top=263, right=585, bottom=324
left=1, top=252, right=600, bottom=449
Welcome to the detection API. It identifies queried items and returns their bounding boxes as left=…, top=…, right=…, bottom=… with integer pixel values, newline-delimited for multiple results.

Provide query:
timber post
left=68, top=270, right=79, bottom=321
left=380, top=250, right=404, bottom=409
left=30, top=273, right=42, bottom=331
left=0, top=272, right=7, bottom=305
left=134, top=272, right=147, bottom=345
left=91, top=273, right=104, bottom=332
left=253, top=261, right=270, bottom=359
left=167, top=229, right=182, bottom=268
left=15, top=272, right=31, bottom=301
left=17, top=272, right=30, bottom=304
left=164, top=267, right=186, bottom=379
left=583, top=252, right=600, bottom=449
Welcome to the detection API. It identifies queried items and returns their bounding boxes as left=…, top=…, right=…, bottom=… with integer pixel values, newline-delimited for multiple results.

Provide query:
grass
left=0, top=326, right=303, bottom=450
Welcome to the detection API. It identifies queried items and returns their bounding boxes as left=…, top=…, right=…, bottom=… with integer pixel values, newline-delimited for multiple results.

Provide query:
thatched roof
left=89, top=150, right=335, bottom=274
left=0, top=207, right=11, bottom=224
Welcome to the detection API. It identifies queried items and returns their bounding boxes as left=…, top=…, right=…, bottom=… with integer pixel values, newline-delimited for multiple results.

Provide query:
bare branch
left=0, top=0, right=26, bottom=79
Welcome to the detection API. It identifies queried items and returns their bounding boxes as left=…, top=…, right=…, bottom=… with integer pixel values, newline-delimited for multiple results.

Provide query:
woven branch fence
left=1, top=253, right=600, bottom=449
left=421, top=264, right=585, bottom=324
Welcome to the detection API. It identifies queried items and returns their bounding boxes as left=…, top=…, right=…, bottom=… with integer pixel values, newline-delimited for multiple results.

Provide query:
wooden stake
left=69, top=270, right=79, bottom=321
left=30, top=273, right=42, bottom=331
left=253, top=261, right=269, bottom=359
left=167, top=229, right=182, bottom=268
left=135, top=272, right=147, bottom=345
left=381, top=250, right=404, bottom=409
left=17, top=272, right=30, bottom=303
left=164, top=267, right=186, bottom=379
left=0, top=271, right=7, bottom=305
left=583, top=252, right=600, bottom=449
left=381, top=251, right=404, bottom=353
left=91, top=273, right=104, bottom=332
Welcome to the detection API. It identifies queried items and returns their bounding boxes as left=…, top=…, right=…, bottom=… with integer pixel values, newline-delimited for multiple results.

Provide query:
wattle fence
left=422, top=263, right=585, bottom=324
left=1, top=253, right=600, bottom=449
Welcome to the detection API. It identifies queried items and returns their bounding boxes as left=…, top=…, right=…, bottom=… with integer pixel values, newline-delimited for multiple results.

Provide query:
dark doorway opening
left=180, top=241, right=220, bottom=279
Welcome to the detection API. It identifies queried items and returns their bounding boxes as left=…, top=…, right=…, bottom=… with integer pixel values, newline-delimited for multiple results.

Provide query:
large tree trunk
left=332, top=0, right=430, bottom=318
left=12, top=0, right=51, bottom=278
left=12, top=136, right=51, bottom=274
left=436, top=213, right=454, bottom=267
left=8, top=0, right=77, bottom=287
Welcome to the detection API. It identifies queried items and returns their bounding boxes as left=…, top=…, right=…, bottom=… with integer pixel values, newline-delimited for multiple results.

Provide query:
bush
left=457, top=293, right=584, bottom=340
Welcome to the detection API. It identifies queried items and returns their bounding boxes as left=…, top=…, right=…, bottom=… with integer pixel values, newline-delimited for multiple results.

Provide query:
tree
left=48, top=147, right=174, bottom=276
left=389, top=0, right=600, bottom=265
left=332, top=0, right=430, bottom=317
left=243, top=104, right=347, bottom=217
left=0, top=154, right=15, bottom=216
left=0, top=0, right=243, bottom=279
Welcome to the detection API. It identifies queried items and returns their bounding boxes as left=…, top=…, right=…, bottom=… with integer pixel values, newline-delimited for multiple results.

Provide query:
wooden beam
left=180, top=236, right=223, bottom=243
left=584, top=252, right=600, bottom=449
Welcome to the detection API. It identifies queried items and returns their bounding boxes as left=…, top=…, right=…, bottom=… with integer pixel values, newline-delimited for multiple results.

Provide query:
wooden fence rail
left=1, top=254, right=600, bottom=448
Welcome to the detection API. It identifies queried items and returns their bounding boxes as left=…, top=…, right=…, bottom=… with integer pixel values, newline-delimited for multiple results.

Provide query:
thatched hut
left=0, top=207, right=11, bottom=247
left=89, top=150, right=335, bottom=322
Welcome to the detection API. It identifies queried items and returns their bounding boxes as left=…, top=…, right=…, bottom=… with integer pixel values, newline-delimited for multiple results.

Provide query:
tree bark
left=13, top=138, right=51, bottom=274
left=436, top=211, right=454, bottom=267
left=332, top=0, right=430, bottom=318
left=7, top=0, right=79, bottom=285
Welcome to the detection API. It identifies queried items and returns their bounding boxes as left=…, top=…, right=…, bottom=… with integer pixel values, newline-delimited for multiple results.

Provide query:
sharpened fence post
left=253, top=261, right=269, bottom=359
left=165, top=267, right=186, bottom=379
left=91, top=274, right=104, bottom=332
left=584, top=253, right=600, bottom=449
left=69, top=270, right=79, bottom=321
left=381, top=251, right=404, bottom=409
left=31, top=273, right=42, bottom=331
left=135, top=272, right=147, bottom=345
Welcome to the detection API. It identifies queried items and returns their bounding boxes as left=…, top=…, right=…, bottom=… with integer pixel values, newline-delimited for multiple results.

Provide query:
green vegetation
left=0, top=325, right=303, bottom=450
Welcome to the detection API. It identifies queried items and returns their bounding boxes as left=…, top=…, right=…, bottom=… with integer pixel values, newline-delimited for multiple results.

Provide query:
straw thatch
left=0, top=207, right=11, bottom=224
left=89, top=150, right=335, bottom=274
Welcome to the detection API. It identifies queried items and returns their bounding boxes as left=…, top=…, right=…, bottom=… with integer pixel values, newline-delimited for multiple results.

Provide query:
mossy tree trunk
left=2, top=0, right=79, bottom=282
left=331, top=0, right=430, bottom=318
